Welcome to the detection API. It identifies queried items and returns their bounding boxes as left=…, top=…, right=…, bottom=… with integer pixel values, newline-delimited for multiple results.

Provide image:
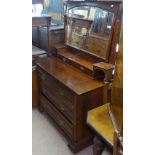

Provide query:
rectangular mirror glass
left=66, top=6, right=114, bottom=59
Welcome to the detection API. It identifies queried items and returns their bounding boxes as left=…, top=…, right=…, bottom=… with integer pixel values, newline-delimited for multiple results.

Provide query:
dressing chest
left=35, top=0, right=122, bottom=153
left=36, top=57, right=105, bottom=152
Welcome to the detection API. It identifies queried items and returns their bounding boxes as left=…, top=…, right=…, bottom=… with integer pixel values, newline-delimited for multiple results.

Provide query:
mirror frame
left=64, top=0, right=122, bottom=63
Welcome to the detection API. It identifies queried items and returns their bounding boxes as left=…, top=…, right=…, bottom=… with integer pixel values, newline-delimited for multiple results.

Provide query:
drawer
left=40, top=94, right=74, bottom=139
left=38, top=68, right=74, bottom=103
left=38, top=68, right=75, bottom=123
left=40, top=84, right=74, bottom=123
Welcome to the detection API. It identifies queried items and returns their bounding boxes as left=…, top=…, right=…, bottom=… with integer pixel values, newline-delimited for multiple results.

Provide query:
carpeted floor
left=32, top=108, right=111, bottom=155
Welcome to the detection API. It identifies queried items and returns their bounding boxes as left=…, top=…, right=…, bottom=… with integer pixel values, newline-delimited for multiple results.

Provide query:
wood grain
left=36, top=57, right=104, bottom=95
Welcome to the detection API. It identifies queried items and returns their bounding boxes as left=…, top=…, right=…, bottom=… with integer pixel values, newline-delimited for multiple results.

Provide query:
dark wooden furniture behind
left=32, top=16, right=51, bottom=107
left=36, top=57, right=107, bottom=152
left=32, top=16, right=52, bottom=53
left=32, top=25, right=64, bottom=52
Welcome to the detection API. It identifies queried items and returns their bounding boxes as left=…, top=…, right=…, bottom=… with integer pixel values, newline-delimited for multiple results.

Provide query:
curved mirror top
left=66, top=6, right=114, bottom=59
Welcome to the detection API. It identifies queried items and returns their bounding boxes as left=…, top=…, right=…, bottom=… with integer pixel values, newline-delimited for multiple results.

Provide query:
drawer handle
left=63, top=58, right=67, bottom=62
left=80, top=66, right=85, bottom=71
left=60, top=90, right=65, bottom=96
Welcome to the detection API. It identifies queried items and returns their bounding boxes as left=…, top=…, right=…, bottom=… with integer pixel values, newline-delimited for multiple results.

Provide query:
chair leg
left=93, top=136, right=104, bottom=155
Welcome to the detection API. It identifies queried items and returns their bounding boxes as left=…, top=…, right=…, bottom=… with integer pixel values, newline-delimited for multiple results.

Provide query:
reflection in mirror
left=67, top=6, right=114, bottom=59
left=91, top=8, right=107, bottom=34
left=67, top=17, right=93, bottom=48
left=91, top=8, right=114, bottom=38
left=103, top=12, right=114, bottom=38
left=69, top=7, right=90, bottom=19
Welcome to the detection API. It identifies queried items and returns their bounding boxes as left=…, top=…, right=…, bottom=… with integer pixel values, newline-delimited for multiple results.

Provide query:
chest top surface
left=36, top=57, right=103, bottom=95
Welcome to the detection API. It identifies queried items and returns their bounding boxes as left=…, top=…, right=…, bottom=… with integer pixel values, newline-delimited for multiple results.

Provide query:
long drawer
left=38, top=68, right=75, bottom=123
left=38, top=68, right=74, bottom=101
left=40, top=94, right=74, bottom=140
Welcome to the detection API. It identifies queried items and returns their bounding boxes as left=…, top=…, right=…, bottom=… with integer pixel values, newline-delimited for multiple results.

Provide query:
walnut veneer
left=36, top=57, right=107, bottom=152
left=34, top=0, right=122, bottom=153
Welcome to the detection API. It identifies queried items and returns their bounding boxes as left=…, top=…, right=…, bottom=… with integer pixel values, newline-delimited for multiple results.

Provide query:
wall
left=42, top=0, right=64, bottom=25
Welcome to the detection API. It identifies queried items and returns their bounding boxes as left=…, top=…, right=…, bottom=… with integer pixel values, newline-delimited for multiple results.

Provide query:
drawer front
left=38, top=68, right=75, bottom=123
left=40, top=94, right=74, bottom=139
left=58, top=55, right=93, bottom=77
left=38, top=68, right=74, bottom=102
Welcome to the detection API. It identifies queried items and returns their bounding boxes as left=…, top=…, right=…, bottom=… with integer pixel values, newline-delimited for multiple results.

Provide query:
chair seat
left=87, top=103, right=114, bottom=146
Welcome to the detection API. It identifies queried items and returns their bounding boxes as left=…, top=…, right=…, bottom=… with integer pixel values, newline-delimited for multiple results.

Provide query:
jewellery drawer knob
left=63, top=58, right=67, bottom=62
left=80, top=66, right=85, bottom=71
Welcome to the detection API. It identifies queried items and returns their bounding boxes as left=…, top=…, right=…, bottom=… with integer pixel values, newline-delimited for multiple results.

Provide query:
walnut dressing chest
left=34, top=0, right=122, bottom=153
left=36, top=57, right=105, bottom=152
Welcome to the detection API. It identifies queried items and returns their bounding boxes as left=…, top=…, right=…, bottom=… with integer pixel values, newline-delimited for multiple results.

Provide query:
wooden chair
left=87, top=25, right=123, bottom=155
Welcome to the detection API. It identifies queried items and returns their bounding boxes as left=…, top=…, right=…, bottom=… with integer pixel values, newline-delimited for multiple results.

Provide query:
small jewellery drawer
left=40, top=94, right=74, bottom=139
